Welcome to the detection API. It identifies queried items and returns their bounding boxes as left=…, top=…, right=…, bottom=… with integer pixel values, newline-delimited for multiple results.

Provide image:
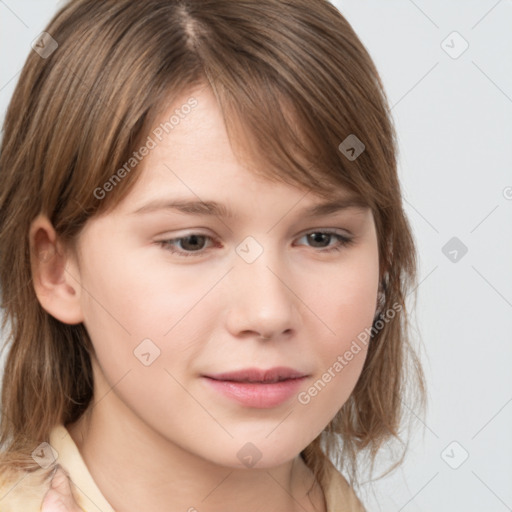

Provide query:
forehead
left=107, top=85, right=369, bottom=218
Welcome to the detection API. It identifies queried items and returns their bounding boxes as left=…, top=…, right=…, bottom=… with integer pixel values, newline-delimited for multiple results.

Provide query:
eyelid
left=295, top=226, right=353, bottom=239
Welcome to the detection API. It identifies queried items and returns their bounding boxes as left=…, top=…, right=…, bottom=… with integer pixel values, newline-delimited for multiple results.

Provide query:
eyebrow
left=130, top=196, right=370, bottom=218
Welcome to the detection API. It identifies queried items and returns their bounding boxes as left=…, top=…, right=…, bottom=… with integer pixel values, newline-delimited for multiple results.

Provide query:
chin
left=211, top=438, right=306, bottom=471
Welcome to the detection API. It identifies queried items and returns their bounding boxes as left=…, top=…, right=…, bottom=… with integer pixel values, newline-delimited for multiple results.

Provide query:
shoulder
left=321, top=458, right=366, bottom=512
left=0, top=465, right=53, bottom=511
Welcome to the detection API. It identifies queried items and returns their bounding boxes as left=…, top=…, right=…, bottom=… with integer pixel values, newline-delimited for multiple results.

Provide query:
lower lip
left=203, top=377, right=306, bottom=408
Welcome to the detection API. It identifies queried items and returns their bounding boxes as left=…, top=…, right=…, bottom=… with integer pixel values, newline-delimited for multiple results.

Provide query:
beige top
left=0, top=425, right=365, bottom=511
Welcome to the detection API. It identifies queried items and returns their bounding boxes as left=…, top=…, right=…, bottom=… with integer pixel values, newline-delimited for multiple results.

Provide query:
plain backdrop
left=1, top=1, right=511, bottom=511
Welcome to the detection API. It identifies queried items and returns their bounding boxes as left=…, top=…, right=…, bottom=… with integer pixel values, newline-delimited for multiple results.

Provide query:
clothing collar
left=50, top=424, right=115, bottom=511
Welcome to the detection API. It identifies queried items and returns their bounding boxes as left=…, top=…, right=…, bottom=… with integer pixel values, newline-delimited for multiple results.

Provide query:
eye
left=295, top=230, right=354, bottom=253
left=158, top=234, right=218, bottom=257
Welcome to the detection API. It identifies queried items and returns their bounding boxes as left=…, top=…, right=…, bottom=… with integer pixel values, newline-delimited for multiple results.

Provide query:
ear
left=29, top=214, right=84, bottom=325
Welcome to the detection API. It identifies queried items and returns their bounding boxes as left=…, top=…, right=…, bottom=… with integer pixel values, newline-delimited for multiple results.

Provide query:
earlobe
left=29, top=214, right=84, bottom=325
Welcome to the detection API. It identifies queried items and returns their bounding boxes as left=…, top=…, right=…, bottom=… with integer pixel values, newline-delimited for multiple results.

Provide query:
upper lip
left=204, top=367, right=308, bottom=383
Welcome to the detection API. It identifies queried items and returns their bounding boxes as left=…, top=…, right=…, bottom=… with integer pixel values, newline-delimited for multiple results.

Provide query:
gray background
left=1, top=1, right=511, bottom=511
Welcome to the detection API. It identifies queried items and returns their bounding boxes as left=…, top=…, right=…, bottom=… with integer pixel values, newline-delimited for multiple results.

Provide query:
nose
left=224, top=248, right=300, bottom=340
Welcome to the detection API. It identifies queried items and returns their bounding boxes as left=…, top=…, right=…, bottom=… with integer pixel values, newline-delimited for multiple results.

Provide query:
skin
left=32, top=85, right=380, bottom=512
left=42, top=467, right=82, bottom=512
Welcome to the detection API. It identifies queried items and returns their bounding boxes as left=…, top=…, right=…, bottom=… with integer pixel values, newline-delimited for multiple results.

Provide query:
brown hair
left=0, top=0, right=425, bottom=491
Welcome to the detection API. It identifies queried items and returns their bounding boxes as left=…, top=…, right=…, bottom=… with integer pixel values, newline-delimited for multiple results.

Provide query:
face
left=71, top=86, right=380, bottom=469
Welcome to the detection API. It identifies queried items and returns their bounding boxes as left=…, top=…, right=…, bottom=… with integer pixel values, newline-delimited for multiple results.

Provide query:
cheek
left=77, top=246, right=210, bottom=432
left=79, top=241, right=164, bottom=331
left=300, top=250, right=379, bottom=410
left=77, top=242, right=217, bottom=374
left=309, top=245, right=379, bottom=346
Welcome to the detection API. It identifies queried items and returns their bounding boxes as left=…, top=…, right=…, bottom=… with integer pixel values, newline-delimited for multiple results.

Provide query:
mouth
left=202, top=367, right=309, bottom=408
left=203, top=367, right=308, bottom=383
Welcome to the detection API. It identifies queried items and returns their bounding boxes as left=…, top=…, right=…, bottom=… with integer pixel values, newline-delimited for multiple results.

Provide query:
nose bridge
left=227, top=237, right=298, bottom=337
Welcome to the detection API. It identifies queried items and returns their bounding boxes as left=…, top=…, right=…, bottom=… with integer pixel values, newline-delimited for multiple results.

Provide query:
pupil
left=308, top=233, right=329, bottom=247
left=182, top=235, right=205, bottom=251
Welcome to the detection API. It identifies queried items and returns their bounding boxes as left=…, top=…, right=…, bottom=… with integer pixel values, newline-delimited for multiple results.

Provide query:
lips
left=202, top=367, right=309, bottom=408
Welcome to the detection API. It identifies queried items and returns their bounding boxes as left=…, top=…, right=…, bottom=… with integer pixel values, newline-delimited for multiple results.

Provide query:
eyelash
left=157, top=230, right=354, bottom=258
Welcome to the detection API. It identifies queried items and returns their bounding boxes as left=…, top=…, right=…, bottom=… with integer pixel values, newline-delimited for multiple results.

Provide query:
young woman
left=0, top=1, right=425, bottom=510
